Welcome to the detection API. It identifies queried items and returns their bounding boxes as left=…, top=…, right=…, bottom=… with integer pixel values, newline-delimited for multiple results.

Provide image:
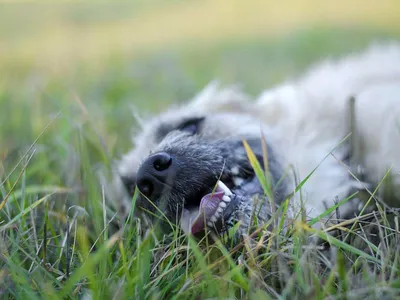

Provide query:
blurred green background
left=1, top=2, right=400, bottom=297
left=1, top=0, right=400, bottom=190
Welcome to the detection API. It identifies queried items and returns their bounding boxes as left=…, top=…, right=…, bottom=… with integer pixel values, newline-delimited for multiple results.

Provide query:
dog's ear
left=187, top=80, right=253, bottom=113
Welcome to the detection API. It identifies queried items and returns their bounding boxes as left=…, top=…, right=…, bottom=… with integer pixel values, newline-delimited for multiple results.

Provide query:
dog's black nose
left=136, top=152, right=174, bottom=200
left=152, top=152, right=172, bottom=172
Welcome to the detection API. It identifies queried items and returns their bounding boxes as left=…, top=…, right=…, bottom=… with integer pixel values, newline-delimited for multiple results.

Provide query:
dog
left=112, top=42, right=400, bottom=240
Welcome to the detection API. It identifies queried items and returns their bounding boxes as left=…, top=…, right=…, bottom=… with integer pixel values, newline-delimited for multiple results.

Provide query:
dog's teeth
left=230, top=166, right=239, bottom=175
left=233, top=177, right=244, bottom=186
left=219, top=201, right=227, bottom=208
left=210, top=216, right=217, bottom=223
left=217, top=180, right=232, bottom=196
left=222, top=195, right=231, bottom=203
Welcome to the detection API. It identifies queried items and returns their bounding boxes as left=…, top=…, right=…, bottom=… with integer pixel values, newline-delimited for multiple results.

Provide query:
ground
left=1, top=1, right=400, bottom=299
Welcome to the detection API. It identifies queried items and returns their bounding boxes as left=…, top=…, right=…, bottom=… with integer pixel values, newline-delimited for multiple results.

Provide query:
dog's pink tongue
left=191, top=190, right=224, bottom=235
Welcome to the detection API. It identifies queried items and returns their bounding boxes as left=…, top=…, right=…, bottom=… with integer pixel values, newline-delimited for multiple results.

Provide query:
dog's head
left=116, top=82, right=287, bottom=237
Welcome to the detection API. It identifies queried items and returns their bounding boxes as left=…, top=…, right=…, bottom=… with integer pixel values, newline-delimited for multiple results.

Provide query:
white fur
left=116, top=42, right=400, bottom=221
left=185, top=42, right=400, bottom=217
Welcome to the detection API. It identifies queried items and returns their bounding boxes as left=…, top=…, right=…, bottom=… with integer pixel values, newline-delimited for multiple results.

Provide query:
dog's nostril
left=136, top=152, right=174, bottom=200
left=153, top=152, right=172, bottom=171
left=137, top=179, right=153, bottom=197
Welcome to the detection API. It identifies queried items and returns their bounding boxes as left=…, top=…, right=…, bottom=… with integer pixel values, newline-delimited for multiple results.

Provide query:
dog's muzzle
left=134, top=151, right=239, bottom=236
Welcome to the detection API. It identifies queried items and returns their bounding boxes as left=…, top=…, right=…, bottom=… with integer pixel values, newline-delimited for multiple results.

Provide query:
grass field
left=1, top=1, right=400, bottom=299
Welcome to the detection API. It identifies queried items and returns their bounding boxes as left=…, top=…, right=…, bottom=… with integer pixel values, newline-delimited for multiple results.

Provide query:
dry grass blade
left=0, top=149, right=36, bottom=211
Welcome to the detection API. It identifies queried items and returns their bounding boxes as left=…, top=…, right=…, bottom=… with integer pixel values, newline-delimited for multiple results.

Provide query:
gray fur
left=113, top=43, right=400, bottom=241
left=115, top=111, right=290, bottom=238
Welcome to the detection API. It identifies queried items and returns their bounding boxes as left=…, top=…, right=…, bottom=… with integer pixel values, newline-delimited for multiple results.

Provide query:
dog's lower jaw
left=179, top=180, right=240, bottom=236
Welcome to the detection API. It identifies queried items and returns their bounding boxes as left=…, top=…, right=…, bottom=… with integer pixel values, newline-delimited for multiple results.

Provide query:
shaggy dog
left=113, top=42, right=400, bottom=239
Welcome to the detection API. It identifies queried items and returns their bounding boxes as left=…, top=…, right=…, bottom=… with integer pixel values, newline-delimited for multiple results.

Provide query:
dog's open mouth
left=180, top=181, right=237, bottom=235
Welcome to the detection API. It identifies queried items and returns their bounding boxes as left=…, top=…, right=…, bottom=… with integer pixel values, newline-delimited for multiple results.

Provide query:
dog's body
left=114, top=42, right=400, bottom=238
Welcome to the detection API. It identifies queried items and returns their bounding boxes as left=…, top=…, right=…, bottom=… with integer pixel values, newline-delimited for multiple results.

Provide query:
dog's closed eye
left=155, top=117, right=205, bottom=142
left=177, top=117, right=205, bottom=135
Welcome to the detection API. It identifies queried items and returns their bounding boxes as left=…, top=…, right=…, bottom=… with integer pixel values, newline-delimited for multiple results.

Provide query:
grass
left=1, top=1, right=400, bottom=299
